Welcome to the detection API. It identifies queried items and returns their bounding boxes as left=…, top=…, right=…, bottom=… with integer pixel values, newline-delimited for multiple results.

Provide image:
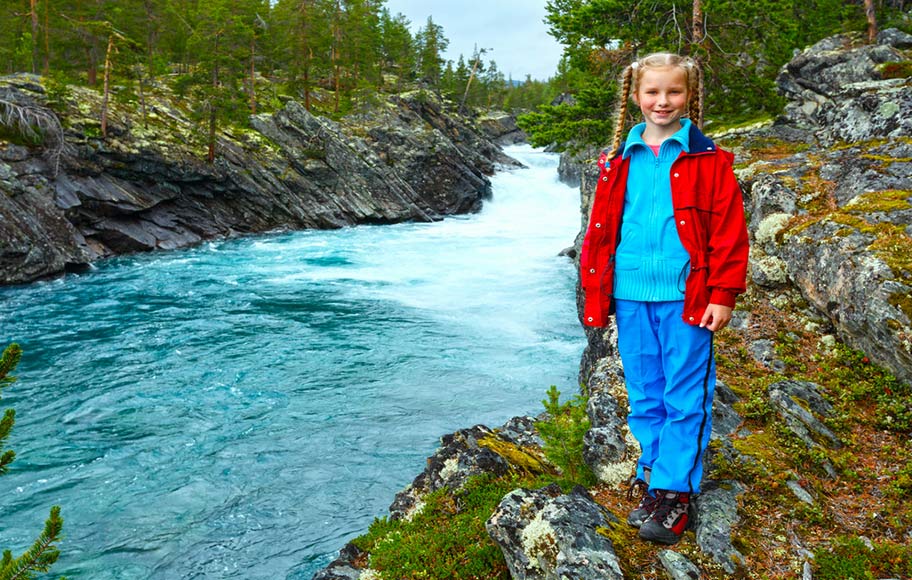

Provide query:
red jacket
left=580, top=126, right=749, bottom=327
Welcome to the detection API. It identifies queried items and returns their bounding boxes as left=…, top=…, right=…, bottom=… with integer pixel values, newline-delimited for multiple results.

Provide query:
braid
left=607, top=64, right=634, bottom=159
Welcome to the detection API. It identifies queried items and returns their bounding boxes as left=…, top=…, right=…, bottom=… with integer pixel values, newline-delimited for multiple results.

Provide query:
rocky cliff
left=0, top=78, right=520, bottom=284
left=313, top=28, right=912, bottom=580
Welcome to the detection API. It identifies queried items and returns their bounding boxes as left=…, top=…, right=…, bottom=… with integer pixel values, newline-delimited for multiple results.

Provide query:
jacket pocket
left=674, top=188, right=716, bottom=215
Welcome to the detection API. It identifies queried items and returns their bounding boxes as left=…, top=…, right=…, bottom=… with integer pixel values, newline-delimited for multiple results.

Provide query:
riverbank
left=0, top=76, right=523, bottom=285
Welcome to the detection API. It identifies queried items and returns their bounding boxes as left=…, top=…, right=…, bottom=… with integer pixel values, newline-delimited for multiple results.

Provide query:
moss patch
left=478, top=434, right=553, bottom=477
left=880, top=60, right=912, bottom=80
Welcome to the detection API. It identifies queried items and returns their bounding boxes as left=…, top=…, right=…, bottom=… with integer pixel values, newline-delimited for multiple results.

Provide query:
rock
left=557, top=148, right=600, bottom=188
left=694, top=481, right=747, bottom=574
left=786, top=478, right=815, bottom=505
left=751, top=253, right=790, bottom=288
left=486, top=485, right=623, bottom=580
left=768, top=380, right=841, bottom=450
left=877, top=27, right=912, bottom=48
left=748, top=339, right=786, bottom=373
left=657, top=550, right=703, bottom=579
left=0, top=76, right=517, bottom=284
left=743, top=173, right=800, bottom=236
left=711, top=381, right=743, bottom=438
left=777, top=217, right=912, bottom=386
left=582, top=349, right=639, bottom=486
left=775, top=30, right=912, bottom=145
left=310, top=544, right=367, bottom=580
left=478, top=110, right=527, bottom=145
left=314, top=416, right=553, bottom=579
left=388, top=423, right=539, bottom=521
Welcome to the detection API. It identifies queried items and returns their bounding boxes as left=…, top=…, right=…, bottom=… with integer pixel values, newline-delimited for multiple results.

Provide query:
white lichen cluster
left=594, top=429, right=640, bottom=488
left=755, top=213, right=794, bottom=247
left=520, top=511, right=559, bottom=572
left=438, top=456, right=460, bottom=483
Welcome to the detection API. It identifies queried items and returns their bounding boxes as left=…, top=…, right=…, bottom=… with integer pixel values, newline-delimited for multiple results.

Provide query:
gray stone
left=486, top=485, right=623, bottom=580
left=786, top=479, right=815, bottom=505
left=582, top=349, right=639, bottom=486
left=777, top=217, right=912, bottom=386
left=310, top=544, right=366, bottom=580
left=657, top=550, right=703, bottom=579
left=388, top=424, right=513, bottom=521
left=694, top=481, right=747, bottom=574
left=478, top=111, right=527, bottom=145
left=768, top=380, right=841, bottom=450
left=751, top=254, right=790, bottom=288
left=878, top=27, right=912, bottom=48
left=747, top=339, right=786, bottom=373
left=712, top=392, right=744, bottom=439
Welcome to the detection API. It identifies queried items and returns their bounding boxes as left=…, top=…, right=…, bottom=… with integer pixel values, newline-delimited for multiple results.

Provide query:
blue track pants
left=614, top=299, right=715, bottom=494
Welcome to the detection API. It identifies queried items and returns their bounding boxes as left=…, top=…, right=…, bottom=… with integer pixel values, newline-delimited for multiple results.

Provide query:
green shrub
left=535, top=385, right=597, bottom=489
left=815, top=535, right=912, bottom=580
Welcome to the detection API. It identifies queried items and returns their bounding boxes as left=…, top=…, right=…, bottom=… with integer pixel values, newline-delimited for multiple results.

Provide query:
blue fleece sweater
left=613, top=119, right=692, bottom=302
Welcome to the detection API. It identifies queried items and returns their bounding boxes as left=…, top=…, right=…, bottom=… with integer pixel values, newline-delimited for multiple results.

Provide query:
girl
left=580, top=53, right=749, bottom=545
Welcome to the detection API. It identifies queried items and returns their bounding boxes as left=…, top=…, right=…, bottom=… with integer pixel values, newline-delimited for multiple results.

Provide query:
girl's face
left=633, top=66, right=689, bottom=136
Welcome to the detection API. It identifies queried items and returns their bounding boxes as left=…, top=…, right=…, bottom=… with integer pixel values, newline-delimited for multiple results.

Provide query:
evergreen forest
left=2, top=1, right=908, bottom=153
left=0, top=0, right=556, bottom=125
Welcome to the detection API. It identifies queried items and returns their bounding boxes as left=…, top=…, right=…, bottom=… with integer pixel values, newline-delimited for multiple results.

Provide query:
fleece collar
left=611, top=118, right=716, bottom=160
left=623, top=118, right=692, bottom=159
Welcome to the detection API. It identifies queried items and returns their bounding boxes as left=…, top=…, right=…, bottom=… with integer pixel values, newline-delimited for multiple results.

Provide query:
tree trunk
left=299, top=0, right=311, bottom=111
left=29, top=0, right=39, bottom=74
left=692, top=0, right=703, bottom=46
left=459, top=52, right=482, bottom=115
left=208, top=33, right=220, bottom=164
left=249, top=37, right=256, bottom=114
left=42, top=0, right=49, bottom=74
left=691, top=0, right=705, bottom=129
left=135, top=64, right=148, bottom=128
left=332, top=1, right=341, bottom=113
left=101, top=33, right=114, bottom=138
left=865, top=0, right=878, bottom=43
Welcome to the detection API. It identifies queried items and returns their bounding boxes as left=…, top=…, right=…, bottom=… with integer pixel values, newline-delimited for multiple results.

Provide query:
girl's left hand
left=700, top=303, right=733, bottom=332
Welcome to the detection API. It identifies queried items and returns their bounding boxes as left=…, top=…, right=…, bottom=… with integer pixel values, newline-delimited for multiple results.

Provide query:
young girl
left=580, top=53, right=749, bottom=545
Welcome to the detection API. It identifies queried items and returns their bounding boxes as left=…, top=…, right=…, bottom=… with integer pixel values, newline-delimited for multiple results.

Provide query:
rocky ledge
left=313, top=29, right=912, bottom=580
left=0, top=79, right=521, bottom=284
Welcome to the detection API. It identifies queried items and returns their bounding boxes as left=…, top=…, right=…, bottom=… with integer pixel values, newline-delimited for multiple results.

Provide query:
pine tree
left=0, top=344, right=66, bottom=580
left=378, top=9, right=414, bottom=90
left=179, top=0, right=257, bottom=161
left=415, top=16, right=448, bottom=88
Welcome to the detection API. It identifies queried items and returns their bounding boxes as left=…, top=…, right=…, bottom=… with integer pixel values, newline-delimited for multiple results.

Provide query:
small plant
left=0, top=344, right=66, bottom=580
left=536, top=385, right=597, bottom=488
left=815, top=535, right=912, bottom=580
left=880, top=61, right=912, bottom=80
left=822, top=345, right=911, bottom=432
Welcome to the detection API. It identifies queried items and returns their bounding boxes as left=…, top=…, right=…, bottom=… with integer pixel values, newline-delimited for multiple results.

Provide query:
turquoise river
left=0, top=145, right=586, bottom=579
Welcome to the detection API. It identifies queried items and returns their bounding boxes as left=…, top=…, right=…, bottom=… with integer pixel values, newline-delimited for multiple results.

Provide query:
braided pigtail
left=606, top=64, right=635, bottom=159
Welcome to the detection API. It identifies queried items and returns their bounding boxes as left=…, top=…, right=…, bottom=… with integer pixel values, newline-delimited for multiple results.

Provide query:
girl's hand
left=700, top=303, right=733, bottom=332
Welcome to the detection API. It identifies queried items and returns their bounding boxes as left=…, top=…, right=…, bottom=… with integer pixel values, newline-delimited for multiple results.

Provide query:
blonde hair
left=605, top=53, right=704, bottom=158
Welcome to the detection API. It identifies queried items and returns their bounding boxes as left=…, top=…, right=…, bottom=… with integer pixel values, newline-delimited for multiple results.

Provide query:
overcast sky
left=382, top=0, right=565, bottom=81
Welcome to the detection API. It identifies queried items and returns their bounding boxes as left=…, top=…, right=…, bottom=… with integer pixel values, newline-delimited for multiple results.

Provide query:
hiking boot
left=625, top=478, right=658, bottom=528
left=638, top=490, right=691, bottom=545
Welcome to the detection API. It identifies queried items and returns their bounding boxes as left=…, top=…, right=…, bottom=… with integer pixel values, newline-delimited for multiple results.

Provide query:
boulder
left=486, top=485, right=623, bottom=580
left=478, top=110, right=528, bottom=145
